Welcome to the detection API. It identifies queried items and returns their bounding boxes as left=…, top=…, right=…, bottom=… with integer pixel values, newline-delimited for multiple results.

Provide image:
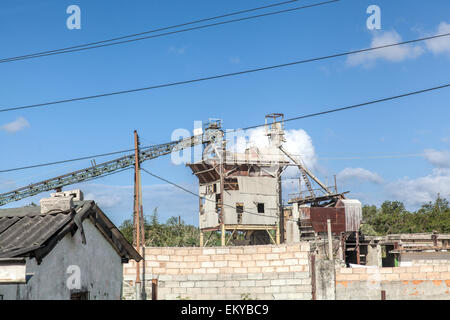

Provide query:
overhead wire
left=141, top=167, right=281, bottom=219
left=0, top=0, right=338, bottom=64
left=1, top=32, right=449, bottom=114
left=0, top=83, right=448, bottom=174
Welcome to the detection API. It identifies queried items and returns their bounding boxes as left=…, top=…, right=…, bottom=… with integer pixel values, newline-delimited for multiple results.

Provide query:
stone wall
left=335, top=265, right=450, bottom=300
left=123, top=243, right=312, bottom=300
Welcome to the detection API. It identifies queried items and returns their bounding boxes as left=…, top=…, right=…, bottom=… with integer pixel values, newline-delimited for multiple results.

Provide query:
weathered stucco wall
left=0, top=219, right=123, bottom=300
left=335, top=265, right=450, bottom=300
left=123, top=243, right=312, bottom=300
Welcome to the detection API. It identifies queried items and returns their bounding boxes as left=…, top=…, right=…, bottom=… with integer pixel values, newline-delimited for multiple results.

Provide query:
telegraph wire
left=141, top=167, right=279, bottom=219
left=0, top=143, right=163, bottom=173
left=0, top=82, right=449, bottom=174
left=1, top=32, right=449, bottom=114
left=240, top=84, right=450, bottom=131
left=0, top=0, right=338, bottom=64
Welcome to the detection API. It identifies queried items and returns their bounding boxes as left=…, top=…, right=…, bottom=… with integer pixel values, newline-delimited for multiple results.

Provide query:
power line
left=0, top=82, right=448, bottom=174
left=1, top=32, right=448, bottom=114
left=141, top=167, right=278, bottom=219
left=0, top=0, right=338, bottom=64
left=0, top=143, right=159, bottom=173
left=240, top=83, right=450, bottom=131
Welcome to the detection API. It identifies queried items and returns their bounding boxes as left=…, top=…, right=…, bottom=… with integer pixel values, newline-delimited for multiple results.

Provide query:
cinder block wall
left=123, top=243, right=312, bottom=300
left=335, top=265, right=450, bottom=300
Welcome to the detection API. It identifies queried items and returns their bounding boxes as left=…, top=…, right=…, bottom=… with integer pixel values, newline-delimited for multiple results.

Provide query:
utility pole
left=220, top=142, right=225, bottom=247
left=133, top=130, right=145, bottom=300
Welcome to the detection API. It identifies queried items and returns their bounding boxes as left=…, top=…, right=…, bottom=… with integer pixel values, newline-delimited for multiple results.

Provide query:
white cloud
left=337, top=167, right=384, bottom=184
left=347, top=30, right=424, bottom=67
left=423, top=149, right=450, bottom=168
left=0, top=117, right=30, bottom=133
left=426, top=22, right=450, bottom=55
left=386, top=168, right=450, bottom=206
left=228, top=127, right=317, bottom=170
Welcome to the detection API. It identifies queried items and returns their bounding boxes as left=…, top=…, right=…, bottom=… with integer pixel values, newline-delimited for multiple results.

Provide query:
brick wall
left=335, top=265, right=450, bottom=300
left=123, top=243, right=312, bottom=300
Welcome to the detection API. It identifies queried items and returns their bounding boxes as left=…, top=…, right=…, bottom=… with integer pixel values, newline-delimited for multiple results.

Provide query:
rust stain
left=337, top=281, right=350, bottom=287
left=402, top=280, right=409, bottom=285
left=409, top=291, right=419, bottom=296
left=412, top=280, right=423, bottom=285
left=433, top=280, right=442, bottom=286
left=446, top=280, right=450, bottom=287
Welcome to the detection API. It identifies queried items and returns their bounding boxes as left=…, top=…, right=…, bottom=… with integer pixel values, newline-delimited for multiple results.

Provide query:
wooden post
left=200, top=231, right=204, bottom=247
left=133, top=130, right=141, bottom=299
left=356, top=231, right=360, bottom=265
left=220, top=140, right=225, bottom=247
left=327, top=219, right=333, bottom=260
left=311, top=254, right=316, bottom=300
left=221, top=224, right=226, bottom=246
left=381, top=290, right=386, bottom=300
left=276, top=224, right=280, bottom=245
left=152, top=279, right=158, bottom=300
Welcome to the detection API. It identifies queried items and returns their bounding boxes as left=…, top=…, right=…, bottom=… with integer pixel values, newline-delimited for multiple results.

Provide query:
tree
left=361, top=196, right=450, bottom=235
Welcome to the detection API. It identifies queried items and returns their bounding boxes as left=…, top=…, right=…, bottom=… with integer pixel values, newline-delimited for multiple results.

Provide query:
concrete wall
left=0, top=219, right=123, bottom=300
left=335, top=265, right=450, bottom=300
left=398, top=251, right=450, bottom=266
left=315, top=259, right=336, bottom=300
left=123, top=243, right=312, bottom=300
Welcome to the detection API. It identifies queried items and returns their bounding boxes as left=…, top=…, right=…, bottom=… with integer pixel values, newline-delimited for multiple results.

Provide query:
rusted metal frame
left=193, top=165, right=219, bottom=176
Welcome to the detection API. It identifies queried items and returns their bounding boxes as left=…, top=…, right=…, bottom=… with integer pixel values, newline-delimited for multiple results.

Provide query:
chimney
left=40, top=189, right=83, bottom=214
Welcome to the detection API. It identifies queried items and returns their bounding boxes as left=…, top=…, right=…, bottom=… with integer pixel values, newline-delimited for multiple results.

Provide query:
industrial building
left=188, top=114, right=289, bottom=245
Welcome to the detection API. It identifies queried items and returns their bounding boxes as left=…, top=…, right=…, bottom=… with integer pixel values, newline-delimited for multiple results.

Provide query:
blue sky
left=0, top=0, right=449, bottom=226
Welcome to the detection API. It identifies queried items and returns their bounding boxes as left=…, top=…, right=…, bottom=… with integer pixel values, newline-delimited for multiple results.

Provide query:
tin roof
left=0, top=201, right=142, bottom=263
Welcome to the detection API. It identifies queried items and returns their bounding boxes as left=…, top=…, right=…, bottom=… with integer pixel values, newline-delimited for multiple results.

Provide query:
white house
left=0, top=191, right=141, bottom=300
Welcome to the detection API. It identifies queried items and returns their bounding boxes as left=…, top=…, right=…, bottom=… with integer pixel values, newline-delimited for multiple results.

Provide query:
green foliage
left=362, top=196, right=450, bottom=235
left=119, top=208, right=202, bottom=247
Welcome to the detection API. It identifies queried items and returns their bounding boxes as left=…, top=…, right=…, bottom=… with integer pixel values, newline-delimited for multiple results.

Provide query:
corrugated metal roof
left=0, top=213, right=72, bottom=258
left=0, top=201, right=142, bottom=262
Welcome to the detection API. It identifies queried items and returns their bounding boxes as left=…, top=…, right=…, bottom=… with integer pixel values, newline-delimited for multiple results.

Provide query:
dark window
left=236, top=203, right=243, bottom=224
left=213, top=184, right=217, bottom=193
left=0, top=294, right=3, bottom=300
left=70, top=291, right=89, bottom=300
left=257, top=203, right=265, bottom=213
